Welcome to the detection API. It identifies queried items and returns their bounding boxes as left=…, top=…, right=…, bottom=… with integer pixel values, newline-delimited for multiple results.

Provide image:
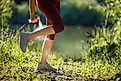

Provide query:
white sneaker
left=20, top=32, right=29, bottom=53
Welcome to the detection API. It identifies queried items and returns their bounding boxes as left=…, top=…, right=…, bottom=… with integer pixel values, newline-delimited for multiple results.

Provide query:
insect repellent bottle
left=31, top=16, right=44, bottom=41
left=34, top=19, right=43, bottom=32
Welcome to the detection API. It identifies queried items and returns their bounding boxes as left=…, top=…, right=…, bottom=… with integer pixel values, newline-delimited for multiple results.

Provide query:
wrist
left=30, top=13, right=36, bottom=19
left=29, top=15, right=40, bottom=23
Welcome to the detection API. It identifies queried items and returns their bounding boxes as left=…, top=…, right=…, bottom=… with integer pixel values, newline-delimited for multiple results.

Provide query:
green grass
left=0, top=27, right=121, bottom=81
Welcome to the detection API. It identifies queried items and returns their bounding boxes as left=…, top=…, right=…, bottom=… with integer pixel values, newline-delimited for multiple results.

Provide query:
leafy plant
left=85, top=0, right=121, bottom=61
left=0, top=0, right=12, bottom=27
left=79, top=0, right=121, bottom=79
left=87, top=27, right=121, bottom=60
left=101, top=0, right=121, bottom=27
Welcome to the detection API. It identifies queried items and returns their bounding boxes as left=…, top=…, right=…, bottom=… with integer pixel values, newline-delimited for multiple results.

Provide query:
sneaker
left=36, top=62, right=57, bottom=73
left=20, top=32, right=29, bottom=53
left=46, top=62, right=57, bottom=72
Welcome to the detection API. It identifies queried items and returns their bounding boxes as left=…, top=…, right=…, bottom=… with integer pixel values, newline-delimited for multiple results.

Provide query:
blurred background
left=5, top=0, right=105, bottom=56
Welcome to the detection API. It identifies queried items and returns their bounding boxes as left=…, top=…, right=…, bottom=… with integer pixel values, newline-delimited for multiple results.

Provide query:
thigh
left=46, top=0, right=60, bottom=40
left=51, top=0, right=60, bottom=13
left=46, top=0, right=60, bottom=25
left=36, top=0, right=62, bottom=40
left=36, top=0, right=62, bottom=26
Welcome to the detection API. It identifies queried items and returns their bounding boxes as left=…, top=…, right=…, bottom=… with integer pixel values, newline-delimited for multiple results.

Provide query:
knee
left=47, top=34, right=55, bottom=40
left=53, top=24, right=64, bottom=34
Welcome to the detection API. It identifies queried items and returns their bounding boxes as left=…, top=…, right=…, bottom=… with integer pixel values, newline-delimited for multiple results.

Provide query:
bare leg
left=40, top=36, right=54, bottom=64
left=28, top=26, right=55, bottom=40
left=36, top=37, right=57, bottom=72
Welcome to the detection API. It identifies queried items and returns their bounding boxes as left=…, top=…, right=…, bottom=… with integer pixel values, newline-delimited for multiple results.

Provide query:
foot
left=35, top=62, right=57, bottom=73
left=46, top=62, right=57, bottom=72
left=20, top=32, right=29, bottom=53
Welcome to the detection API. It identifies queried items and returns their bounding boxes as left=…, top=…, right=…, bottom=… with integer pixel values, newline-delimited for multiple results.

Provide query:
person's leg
left=20, top=0, right=64, bottom=55
left=28, top=25, right=55, bottom=40
left=35, top=0, right=63, bottom=72
left=40, top=37, right=54, bottom=63
left=20, top=25, right=55, bottom=53
left=40, top=0, right=61, bottom=64
left=28, top=0, right=63, bottom=40
left=36, top=36, right=57, bottom=72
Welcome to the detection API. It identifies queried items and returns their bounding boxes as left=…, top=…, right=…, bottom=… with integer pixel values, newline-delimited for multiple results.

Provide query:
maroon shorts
left=36, top=0, right=64, bottom=40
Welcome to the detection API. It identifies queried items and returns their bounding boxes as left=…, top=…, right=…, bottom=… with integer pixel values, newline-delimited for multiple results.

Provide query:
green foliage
left=99, top=0, right=121, bottom=27
left=83, top=1, right=121, bottom=75
left=78, top=0, right=121, bottom=79
left=10, top=3, right=29, bottom=25
left=14, top=0, right=28, bottom=4
left=85, top=0, right=121, bottom=61
left=61, top=0, right=104, bottom=26
left=0, top=27, right=84, bottom=81
left=87, top=26, right=121, bottom=61
left=0, top=0, right=12, bottom=27
left=61, top=4, right=104, bottom=26
left=1, top=0, right=121, bottom=80
left=10, top=0, right=104, bottom=26
left=10, top=3, right=46, bottom=25
left=78, top=26, right=121, bottom=80
left=1, top=27, right=121, bottom=80
left=105, top=0, right=121, bottom=26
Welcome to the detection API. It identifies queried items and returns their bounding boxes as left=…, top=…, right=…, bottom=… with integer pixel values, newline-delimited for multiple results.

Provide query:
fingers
left=29, top=15, right=40, bottom=23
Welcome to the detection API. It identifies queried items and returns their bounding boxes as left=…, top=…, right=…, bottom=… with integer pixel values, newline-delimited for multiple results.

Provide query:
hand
left=29, top=15, right=40, bottom=23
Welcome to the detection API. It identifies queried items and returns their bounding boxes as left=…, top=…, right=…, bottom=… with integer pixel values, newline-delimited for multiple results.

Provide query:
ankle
left=40, top=61, right=46, bottom=64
